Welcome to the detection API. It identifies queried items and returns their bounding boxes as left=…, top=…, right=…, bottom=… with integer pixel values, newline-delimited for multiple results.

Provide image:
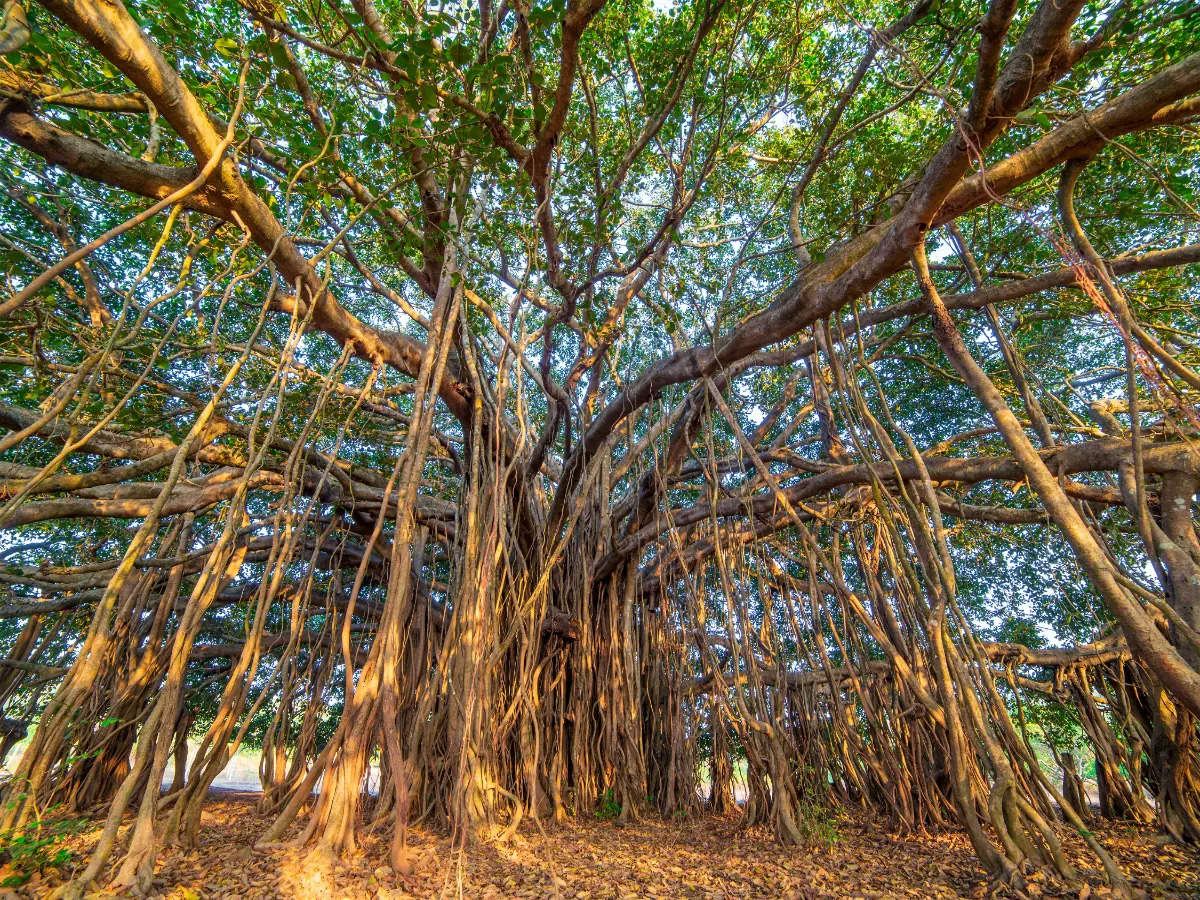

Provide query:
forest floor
left=5, top=789, right=1198, bottom=900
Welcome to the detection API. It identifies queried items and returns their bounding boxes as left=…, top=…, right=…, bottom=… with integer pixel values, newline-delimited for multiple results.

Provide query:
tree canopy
left=0, top=0, right=1198, bottom=894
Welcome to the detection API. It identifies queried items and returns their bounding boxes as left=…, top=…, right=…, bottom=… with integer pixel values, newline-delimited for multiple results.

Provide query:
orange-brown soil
left=5, top=791, right=1197, bottom=899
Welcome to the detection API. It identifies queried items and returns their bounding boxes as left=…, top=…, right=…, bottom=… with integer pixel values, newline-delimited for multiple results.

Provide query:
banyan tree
left=0, top=0, right=1197, bottom=894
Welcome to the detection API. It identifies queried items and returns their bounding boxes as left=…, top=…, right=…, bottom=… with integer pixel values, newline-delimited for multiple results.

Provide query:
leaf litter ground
left=6, top=790, right=1197, bottom=899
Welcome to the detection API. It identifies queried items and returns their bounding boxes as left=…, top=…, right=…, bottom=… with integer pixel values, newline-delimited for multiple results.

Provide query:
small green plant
left=0, top=795, right=86, bottom=887
left=594, top=788, right=622, bottom=821
left=794, top=799, right=840, bottom=848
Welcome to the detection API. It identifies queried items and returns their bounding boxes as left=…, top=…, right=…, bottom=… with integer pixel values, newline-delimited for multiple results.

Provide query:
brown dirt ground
left=5, top=791, right=1198, bottom=899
